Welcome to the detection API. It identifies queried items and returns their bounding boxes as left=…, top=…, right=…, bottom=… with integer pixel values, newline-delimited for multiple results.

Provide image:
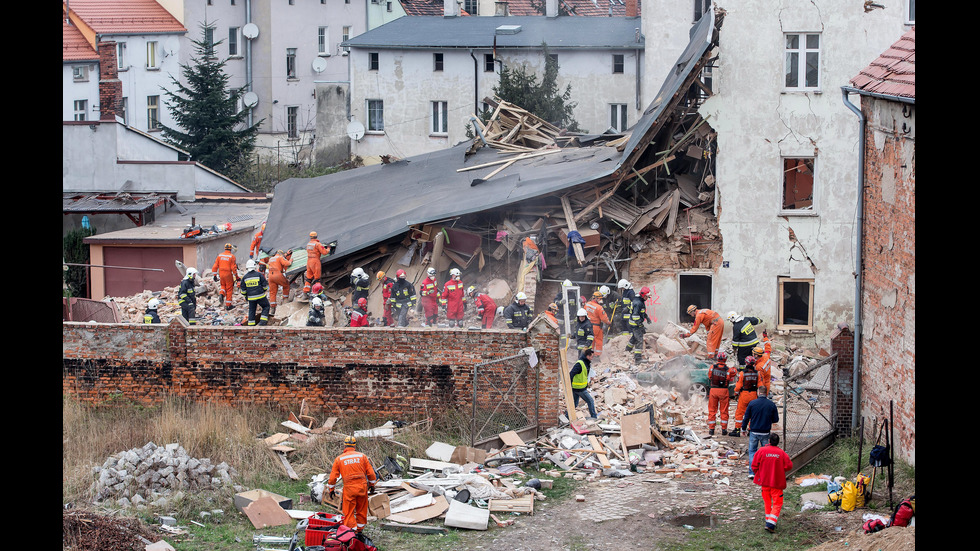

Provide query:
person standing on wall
left=389, top=269, right=417, bottom=327
left=504, top=292, right=532, bottom=330
left=264, top=248, right=292, bottom=317
left=377, top=271, right=396, bottom=327
left=239, top=259, right=271, bottom=326
left=419, top=267, right=440, bottom=327
left=442, top=268, right=466, bottom=328
left=302, top=231, right=334, bottom=300
left=211, top=243, right=240, bottom=311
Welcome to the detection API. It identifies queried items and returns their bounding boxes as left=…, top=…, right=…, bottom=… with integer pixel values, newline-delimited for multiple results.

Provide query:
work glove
left=213, top=274, right=219, bottom=282
left=328, top=489, right=336, bottom=500
left=368, top=485, right=376, bottom=495
left=478, top=308, right=484, bottom=316
left=680, top=332, right=690, bottom=339
left=249, top=253, right=254, bottom=259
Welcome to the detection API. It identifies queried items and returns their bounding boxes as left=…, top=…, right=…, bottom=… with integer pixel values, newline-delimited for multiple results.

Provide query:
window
left=205, top=27, right=215, bottom=57
left=369, top=52, right=379, bottom=71
left=694, top=0, right=711, bottom=23
left=231, top=0, right=236, bottom=4
left=609, top=104, right=627, bottom=132
left=612, top=54, right=624, bottom=74
left=286, top=48, right=297, bottom=79
left=287, top=106, right=298, bottom=139
left=146, top=41, right=158, bottom=69
left=147, top=95, right=161, bottom=130
left=777, top=277, right=814, bottom=331
left=433, top=53, right=444, bottom=72
left=431, top=101, right=448, bottom=134
left=117, top=42, right=127, bottom=70
left=387, top=1, right=392, bottom=11
left=342, top=27, right=352, bottom=53
left=464, top=0, right=478, bottom=14
left=72, top=65, right=89, bottom=81
left=906, top=0, right=915, bottom=23
left=73, top=100, right=87, bottom=121
left=120, top=97, right=128, bottom=125
left=784, top=33, right=820, bottom=90
left=484, top=53, right=495, bottom=72
left=548, top=53, right=558, bottom=65
left=318, top=27, right=329, bottom=55
left=367, top=99, right=384, bottom=132
left=781, top=157, right=815, bottom=211
left=229, top=27, right=240, bottom=56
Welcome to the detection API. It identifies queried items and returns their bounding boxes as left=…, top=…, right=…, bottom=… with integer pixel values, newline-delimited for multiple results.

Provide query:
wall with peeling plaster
left=859, top=98, right=914, bottom=465
left=644, top=0, right=913, bottom=348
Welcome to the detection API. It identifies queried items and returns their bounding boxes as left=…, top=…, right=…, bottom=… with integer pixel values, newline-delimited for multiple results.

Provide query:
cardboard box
left=234, top=489, right=292, bottom=514
left=369, top=493, right=391, bottom=519
left=558, top=228, right=600, bottom=249
left=449, top=445, right=488, bottom=465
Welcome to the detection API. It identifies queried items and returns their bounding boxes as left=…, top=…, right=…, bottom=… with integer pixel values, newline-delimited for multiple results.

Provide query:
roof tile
left=65, top=0, right=186, bottom=35
left=63, top=19, right=99, bottom=62
left=849, top=27, right=914, bottom=99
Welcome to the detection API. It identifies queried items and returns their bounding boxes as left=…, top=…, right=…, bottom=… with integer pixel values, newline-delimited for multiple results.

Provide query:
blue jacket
left=743, top=396, right=779, bottom=434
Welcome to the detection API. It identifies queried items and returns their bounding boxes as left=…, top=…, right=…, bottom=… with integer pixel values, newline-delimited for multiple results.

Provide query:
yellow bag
left=840, top=474, right=871, bottom=511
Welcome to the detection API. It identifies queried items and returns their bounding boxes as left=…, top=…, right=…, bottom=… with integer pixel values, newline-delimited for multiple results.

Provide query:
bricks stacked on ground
left=90, top=442, right=238, bottom=509
left=63, top=321, right=562, bottom=428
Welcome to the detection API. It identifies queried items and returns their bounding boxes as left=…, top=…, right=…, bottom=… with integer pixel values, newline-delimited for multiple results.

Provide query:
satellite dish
left=242, top=23, right=259, bottom=39
left=243, top=92, right=259, bottom=108
left=347, top=120, right=365, bottom=141
left=163, top=36, right=180, bottom=56
left=311, top=57, right=328, bottom=73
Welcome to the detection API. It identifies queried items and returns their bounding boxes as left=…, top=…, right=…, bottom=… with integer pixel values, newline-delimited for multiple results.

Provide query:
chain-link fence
left=470, top=351, right=538, bottom=446
left=780, top=354, right=838, bottom=458
left=63, top=297, right=122, bottom=323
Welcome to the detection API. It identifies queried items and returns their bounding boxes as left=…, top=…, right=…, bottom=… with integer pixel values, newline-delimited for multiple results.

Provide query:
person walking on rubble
left=731, top=356, right=760, bottom=438
left=743, top=386, right=780, bottom=480
left=728, top=311, right=764, bottom=366
left=584, top=291, right=610, bottom=358
left=569, top=348, right=599, bottom=419
left=240, top=259, right=271, bottom=326
left=211, top=243, right=240, bottom=311
left=616, top=279, right=635, bottom=337
left=442, top=268, right=466, bottom=328
left=706, top=351, right=735, bottom=436
left=249, top=221, right=265, bottom=259
left=504, top=292, right=532, bottom=330
left=574, top=308, right=595, bottom=352
left=326, top=436, right=378, bottom=534
left=377, top=271, right=395, bottom=327
left=419, top=267, right=440, bottom=327
left=753, top=332, right=774, bottom=396
left=624, top=286, right=652, bottom=364
left=302, top=231, right=334, bottom=300
left=263, top=248, right=292, bottom=316
left=751, top=432, right=792, bottom=533
left=178, top=267, right=198, bottom=325
left=681, top=304, right=725, bottom=357
left=469, top=286, right=497, bottom=329
left=350, top=268, right=371, bottom=307
left=389, top=269, right=417, bottom=327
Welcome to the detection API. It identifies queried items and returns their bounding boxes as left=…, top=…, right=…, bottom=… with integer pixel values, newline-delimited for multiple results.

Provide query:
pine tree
left=491, top=43, right=581, bottom=132
left=160, top=22, right=262, bottom=181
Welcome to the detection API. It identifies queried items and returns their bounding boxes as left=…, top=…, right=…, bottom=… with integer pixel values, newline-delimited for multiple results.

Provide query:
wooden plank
left=620, top=412, right=653, bottom=448
left=445, top=499, right=490, bottom=530
left=381, top=522, right=449, bottom=535
left=456, top=148, right=562, bottom=172
left=281, top=420, right=311, bottom=434
left=489, top=496, right=534, bottom=515
left=560, top=194, right=586, bottom=264
left=558, top=346, right=582, bottom=421
left=588, top=435, right=613, bottom=469
left=498, top=430, right=526, bottom=447
left=275, top=451, right=299, bottom=480
left=409, top=457, right=461, bottom=472
left=242, top=496, right=293, bottom=529
left=384, top=495, right=449, bottom=525
left=263, top=433, right=292, bottom=447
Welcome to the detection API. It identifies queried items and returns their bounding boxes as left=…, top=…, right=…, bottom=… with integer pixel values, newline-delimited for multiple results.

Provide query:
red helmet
left=745, top=356, right=757, bottom=368
left=357, top=298, right=367, bottom=308
left=715, top=351, right=728, bottom=362
left=312, top=283, right=323, bottom=294
left=639, top=286, right=651, bottom=298
left=396, top=269, right=406, bottom=279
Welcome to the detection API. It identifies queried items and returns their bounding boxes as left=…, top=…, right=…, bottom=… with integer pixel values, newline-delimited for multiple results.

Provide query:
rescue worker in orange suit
left=707, top=351, right=736, bottom=437
left=544, top=303, right=560, bottom=326
left=681, top=305, right=725, bottom=357
left=211, top=243, right=240, bottom=310
left=377, top=271, right=395, bottom=327
left=442, top=268, right=466, bottom=328
left=264, top=249, right=292, bottom=317
left=302, top=231, right=334, bottom=299
left=468, top=286, right=497, bottom=329
left=731, top=356, right=760, bottom=437
left=239, top=259, right=270, bottom=325
left=751, top=432, right=792, bottom=533
left=326, top=436, right=378, bottom=534
left=753, top=337, right=773, bottom=397
left=350, top=297, right=370, bottom=327
left=419, top=267, right=440, bottom=327
left=249, top=221, right=266, bottom=259
left=584, top=291, right=610, bottom=358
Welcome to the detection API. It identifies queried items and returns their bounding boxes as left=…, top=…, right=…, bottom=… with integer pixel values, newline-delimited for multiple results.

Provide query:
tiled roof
left=400, top=0, right=469, bottom=16
left=63, top=20, right=98, bottom=62
left=503, top=0, right=641, bottom=17
left=849, top=27, right=914, bottom=100
left=64, top=0, right=186, bottom=35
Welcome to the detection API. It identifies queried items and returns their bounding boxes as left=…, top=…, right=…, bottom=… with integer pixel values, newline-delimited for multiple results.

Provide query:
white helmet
left=450, top=268, right=461, bottom=277
left=427, top=267, right=437, bottom=277
left=353, top=267, right=366, bottom=278
left=599, top=285, right=610, bottom=296
left=515, top=292, right=527, bottom=302
left=312, top=297, right=323, bottom=308
left=617, top=279, right=628, bottom=289
left=577, top=308, right=588, bottom=317
left=147, top=298, right=160, bottom=310
left=562, top=279, right=572, bottom=287
left=245, top=259, right=257, bottom=271
left=726, top=311, right=739, bottom=322
left=185, top=267, right=198, bottom=277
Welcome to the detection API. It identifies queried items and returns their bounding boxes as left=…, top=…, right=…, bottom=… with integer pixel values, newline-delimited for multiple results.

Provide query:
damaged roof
left=849, top=27, right=915, bottom=101
left=260, top=10, right=719, bottom=268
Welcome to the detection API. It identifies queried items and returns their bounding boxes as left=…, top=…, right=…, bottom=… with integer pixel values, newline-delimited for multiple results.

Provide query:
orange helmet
left=376, top=270, right=386, bottom=281
left=224, top=243, right=232, bottom=250
left=310, top=231, right=318, bottom=238
left=753, top=346, right=765, bottom=356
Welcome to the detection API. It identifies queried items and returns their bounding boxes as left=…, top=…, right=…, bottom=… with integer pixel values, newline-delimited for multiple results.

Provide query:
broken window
left=367, top=99, right=384, bottom=132
left=777, top=277, right=813, bottom=331
left=679, top=274, right=712, bottom=323
left=784, top=33, right=820, bottom=90
left=781, top=157, right=814, bottom=211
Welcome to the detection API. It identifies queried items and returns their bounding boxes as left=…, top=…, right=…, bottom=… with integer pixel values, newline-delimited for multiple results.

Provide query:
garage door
left=103, top=247, right=184, bottom=297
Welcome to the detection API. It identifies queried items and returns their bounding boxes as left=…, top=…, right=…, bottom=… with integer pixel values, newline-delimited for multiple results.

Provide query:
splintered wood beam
left=456, top=148, right=562, bottom=172
left=560, top=194, right=586, bottom=264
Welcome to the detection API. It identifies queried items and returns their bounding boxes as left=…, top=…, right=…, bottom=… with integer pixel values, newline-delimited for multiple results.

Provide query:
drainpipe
left=840, top=87, right=865, bottom=433
left=470, top=49, right=479, bottom=117
left=246, top=0, right=253, bottom=128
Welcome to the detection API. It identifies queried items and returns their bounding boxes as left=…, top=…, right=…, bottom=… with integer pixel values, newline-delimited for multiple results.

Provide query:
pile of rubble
left=91, top=442, right=239, bottom=509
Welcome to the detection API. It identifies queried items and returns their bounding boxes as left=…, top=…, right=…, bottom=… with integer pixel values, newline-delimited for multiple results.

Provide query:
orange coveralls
left=303, top=239, right=331, bottom=294
left=690, top=308, right=725, bottom=354
left=584, top=299, right=610, bottom=354
left=733, top=368, right=760, bottom=429
left=707, top=361, right=735, bottom=432
left=265, top=251, right=292, bottom=310
left=211, top=250, right=239, bottom=308
left=755, top=335, right=774, bottom=393
left=250, top=229, right=264, bottom=258
left=326, top=446, right=377, bottom=532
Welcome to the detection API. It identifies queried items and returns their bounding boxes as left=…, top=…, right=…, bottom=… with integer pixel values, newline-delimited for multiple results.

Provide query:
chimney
left=626, top=0, right=638, bottom=17
left=546, top=0, right=558, bottom=17
left=494, top=1, right=509, bottom=16
left=444, top=0, right=460, bottom=17
left=97, top=40, right=123, bottom=122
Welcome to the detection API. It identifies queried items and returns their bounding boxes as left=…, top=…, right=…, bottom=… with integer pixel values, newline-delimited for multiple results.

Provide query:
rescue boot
left=729, top=428, right=741, bottom=437
left=722, top=429, right=728, bottom=436
left=707, top=429, right=715, bottom=437
left=269, top=305, right=276, bottom=316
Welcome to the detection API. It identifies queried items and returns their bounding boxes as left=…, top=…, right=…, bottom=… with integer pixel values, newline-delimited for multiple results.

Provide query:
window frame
left=287, top=106, right=299, bottom=139
left=73, top=99, right=88, bottom=121
left=120, top=96, right=128, bottom=125
left=117, top=42, right=127, bottom=70
left=693, top=0, right=711, bottom=23
left=784, top=32, right=821, bottom=91
left=72, top=65, right=89, bottom=82
left=146, top=41, right=158, bottom=69
left=433, top=53, right=444, bottom=72
left=228, top=27, right=240, bottom=57
left=286, top=48, right=297, bottom=79
left=147, top=95, right=161, bottom=131
left=612, top=54, right=624, bottom=74
left=318, top=27, right=329, bottom=56
left=342, top=26, right=352, bottom=53
left=484, top=53, right=495, bottom=72
left=464, top=0, right=478, bottom=14
left=776, top=277, right=814, bottom=332
left=780, top=156, right=816, bottom=215
left=369, top=52, right=379, bottom=71
left=609, top=103, right=628, bottom=133
left=906, top=0, right=914, bottom=24
left=431, top=100, right=448, bottom=135
left=366, top=99, right=384, bottom=132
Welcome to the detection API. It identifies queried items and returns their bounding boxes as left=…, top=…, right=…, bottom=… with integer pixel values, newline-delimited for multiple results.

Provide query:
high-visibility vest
left=571, top=360, right=589, bottom=389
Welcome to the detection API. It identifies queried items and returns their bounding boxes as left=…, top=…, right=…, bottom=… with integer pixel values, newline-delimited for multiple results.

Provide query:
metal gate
left=781, top=354, right=838, bottom=460
left=470, top=349, right=539, bottom=446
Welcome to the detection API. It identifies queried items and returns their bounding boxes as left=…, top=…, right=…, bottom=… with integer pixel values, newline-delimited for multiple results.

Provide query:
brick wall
left=831, top=327, right=854, bottom=437
left=63, top=321, right=562, bottom=430
left=97, top=40, right=122, bottom=121
left=858, top=98, right=915, bottom=465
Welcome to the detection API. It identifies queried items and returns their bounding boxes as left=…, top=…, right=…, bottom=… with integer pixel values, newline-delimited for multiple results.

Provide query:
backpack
left=862, top=518, right=886, bottom=534
left=869, top=444, right=890, bottom=467
left=839, top=474, right=870, bottom=511
left=827, top=480, right=843, bottom=507
left=890, top=495, right=915, bottom=527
